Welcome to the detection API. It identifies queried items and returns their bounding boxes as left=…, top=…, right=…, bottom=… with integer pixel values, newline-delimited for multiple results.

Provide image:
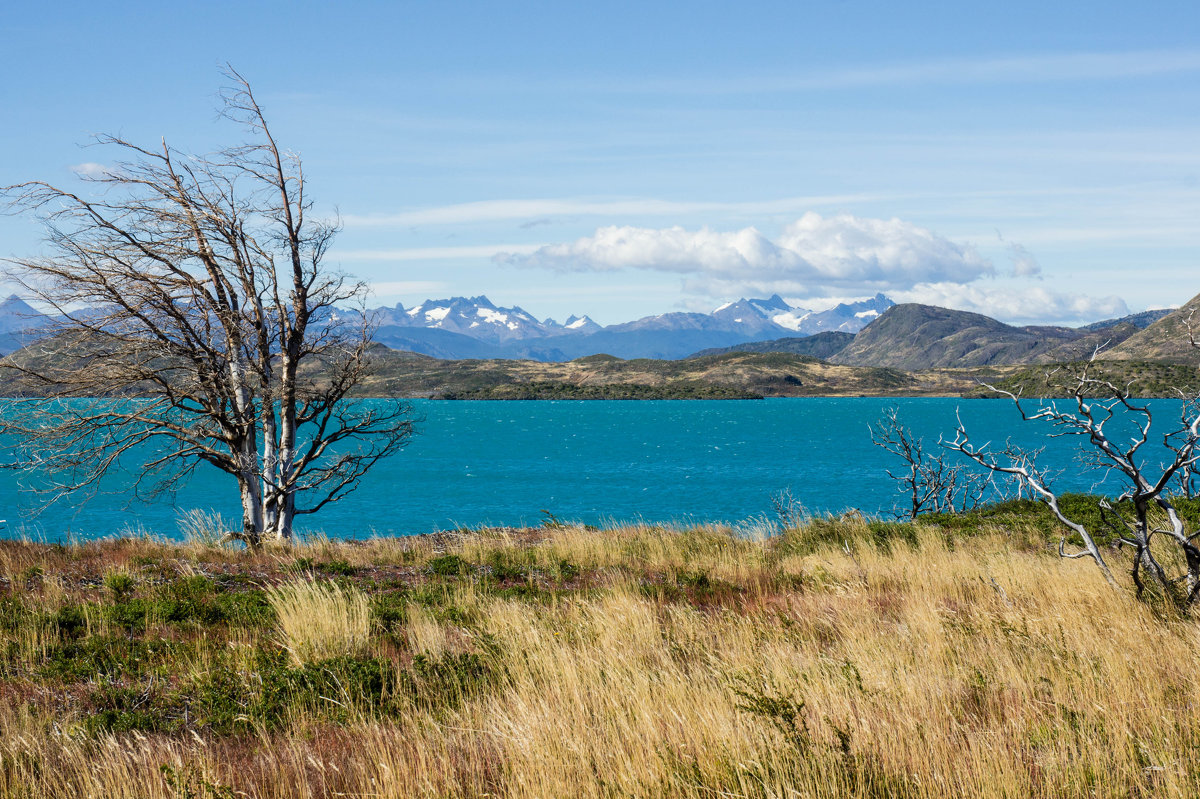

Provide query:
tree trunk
left=238, top=457, right=264, bottom=544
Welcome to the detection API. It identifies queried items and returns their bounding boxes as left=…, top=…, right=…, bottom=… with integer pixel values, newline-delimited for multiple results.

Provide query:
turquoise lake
left=0, top=397, right=1167, bottom=540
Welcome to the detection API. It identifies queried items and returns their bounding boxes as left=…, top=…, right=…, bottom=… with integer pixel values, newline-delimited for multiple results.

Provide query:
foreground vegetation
left=2, top=509, right=1199, bottom=798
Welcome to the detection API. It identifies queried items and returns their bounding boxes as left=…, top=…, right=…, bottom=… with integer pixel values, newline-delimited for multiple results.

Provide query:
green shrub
left=398, top=652, right=494, bottom=710
left=485, top=550, right=528, bottom=581
left=427, top=554, right=468, bottom=577
left=51, top=604, right=87, bottom=638
left=42, top=635, right=179, bottom=682
left=104, top=572, right=136, bottom=600
left=319, top=559, right=358, bottom=576
left=557, top=559, right=581, bottom=581
left=370, top=591, right=409, bottom=633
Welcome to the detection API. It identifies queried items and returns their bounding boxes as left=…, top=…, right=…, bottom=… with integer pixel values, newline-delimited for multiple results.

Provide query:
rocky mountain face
left=376, top=296, right=552, bottom=344
left=1079, top=308, right=1173, bottom=332
left=688, top=332, right=857, bottom=360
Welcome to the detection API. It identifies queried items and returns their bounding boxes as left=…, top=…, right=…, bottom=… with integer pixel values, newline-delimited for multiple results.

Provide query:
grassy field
left=1, top=510, right=1198, bottom=798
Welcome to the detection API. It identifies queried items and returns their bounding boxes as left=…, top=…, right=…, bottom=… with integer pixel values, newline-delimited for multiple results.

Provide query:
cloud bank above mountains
left=497, top=212, right=1127, bottom=323
left=499, top=212, right=992, bottom=289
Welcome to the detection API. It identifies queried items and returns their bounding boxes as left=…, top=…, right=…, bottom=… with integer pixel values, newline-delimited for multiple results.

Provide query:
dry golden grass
left=264, top=578, right=371, bottom=665
left=0, top=520, right=1198, bottom=797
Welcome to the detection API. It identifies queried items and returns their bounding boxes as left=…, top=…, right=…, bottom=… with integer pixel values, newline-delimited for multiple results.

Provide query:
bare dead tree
left=869, top=408, right=990, bottom=519
left=944, top=354, right=1200, bottom=600
left=0, top=70, right=413, bottom=546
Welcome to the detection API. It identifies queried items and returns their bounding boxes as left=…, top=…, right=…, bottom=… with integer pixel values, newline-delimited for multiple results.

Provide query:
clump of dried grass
left=264, top=578, right=371, bottom=664
left=175, top=508, right=233, bottom=546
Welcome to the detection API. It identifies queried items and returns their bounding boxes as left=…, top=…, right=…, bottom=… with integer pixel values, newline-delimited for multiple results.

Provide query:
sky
left=2, top=1, right=1199, bottom=326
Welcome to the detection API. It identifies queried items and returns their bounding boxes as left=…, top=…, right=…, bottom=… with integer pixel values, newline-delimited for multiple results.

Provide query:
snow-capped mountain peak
left=381, top=295, right=594, bottom=344
left=802, top=293, right=895, bottom=333
left=564, top=314, right=601, bottom=333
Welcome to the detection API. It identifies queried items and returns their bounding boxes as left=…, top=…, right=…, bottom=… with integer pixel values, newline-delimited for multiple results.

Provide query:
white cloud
left=1007, top=242, right=1042, bottom=278
left=499, top=212, right=993, bottom=293
left=894, top=283, right=1128, bottom=323
left=69, top=162, right=115, bottom=179
left=776, top=213, right=993, bottom=285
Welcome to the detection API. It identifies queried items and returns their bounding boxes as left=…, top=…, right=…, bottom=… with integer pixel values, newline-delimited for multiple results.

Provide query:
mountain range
left=830, top=305, right=1141, bottom=370
left=0, top=291, right=890, bottom=360
left=281, top=293, right=894, bottom=361
left=0, top=289, right=1191, bottom=371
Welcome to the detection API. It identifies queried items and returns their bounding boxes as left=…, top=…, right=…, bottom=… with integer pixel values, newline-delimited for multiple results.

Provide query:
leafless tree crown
left=946, top=351, right=1200, bottom=601
left=870, top=408, right=991, bottom=520
left=0, top=69, right=413, bottom=545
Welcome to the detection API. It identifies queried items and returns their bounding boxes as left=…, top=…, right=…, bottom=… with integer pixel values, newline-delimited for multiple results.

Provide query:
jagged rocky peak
left=563, top=314, right=601, bottom=333
left=749, top=294, right=793, bottom=312
left=392, top=295, right=552, bottom=342
left=712, top=295, right=811, bottom=324
left=713, top=295, right=791, bottom=314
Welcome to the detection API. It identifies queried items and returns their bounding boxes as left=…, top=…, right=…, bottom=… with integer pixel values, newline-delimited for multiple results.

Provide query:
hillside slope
left=1106, top=291, right=1200, bottom=363
left=830, top=304, right=1074, bottom=369
left=355, top=348, right=978, bottom=398
left=830, top=304, right=1141, bottom=369
left=687, top=331, right=855, bottom=359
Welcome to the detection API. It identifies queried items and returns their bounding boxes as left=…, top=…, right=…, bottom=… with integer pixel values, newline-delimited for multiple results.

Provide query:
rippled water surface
left=0, top=397, right=1168, bottom=540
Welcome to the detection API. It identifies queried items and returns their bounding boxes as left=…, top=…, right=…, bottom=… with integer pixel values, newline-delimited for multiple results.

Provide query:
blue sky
left=3, top=0, right=1199, bottom=325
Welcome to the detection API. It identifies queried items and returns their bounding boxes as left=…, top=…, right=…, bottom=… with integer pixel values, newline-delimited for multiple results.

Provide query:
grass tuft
left=264, top=579, right=371, bottom=665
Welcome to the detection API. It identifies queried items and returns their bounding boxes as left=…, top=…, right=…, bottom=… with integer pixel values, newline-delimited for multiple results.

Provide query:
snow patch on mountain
left=771, top=310, right=814, bottom=331
left=476, top=308, right=509, bottom=325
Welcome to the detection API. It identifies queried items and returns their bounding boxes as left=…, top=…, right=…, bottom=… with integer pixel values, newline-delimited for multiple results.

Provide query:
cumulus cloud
left=70, top=162, right=116, bottom=180
left=498, top=212, right=993, bottom=293
left=894, top=282, right=1128, bottom=323
left=493, top=212, right=1131, bottom=325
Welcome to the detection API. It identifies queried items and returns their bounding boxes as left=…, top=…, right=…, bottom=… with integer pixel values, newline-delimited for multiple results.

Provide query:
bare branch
left=947, top=347, right=1200, bottom=600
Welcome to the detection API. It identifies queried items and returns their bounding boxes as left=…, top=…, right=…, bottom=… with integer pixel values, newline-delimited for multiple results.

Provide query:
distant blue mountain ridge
left=0, top=292, right=1177, bottom=363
